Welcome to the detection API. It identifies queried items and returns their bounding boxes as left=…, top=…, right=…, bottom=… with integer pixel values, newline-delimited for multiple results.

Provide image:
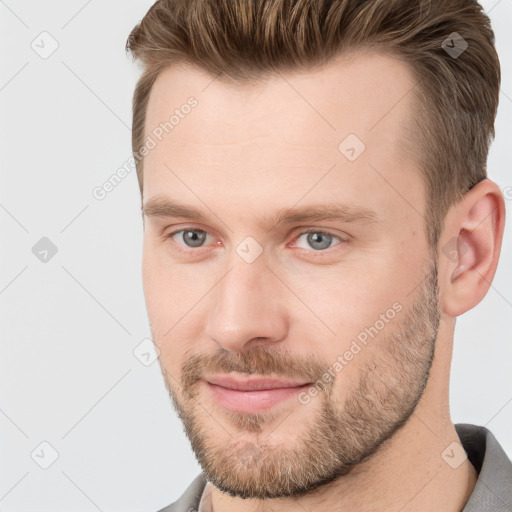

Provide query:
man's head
left=126, top=0, right=505, bottom=500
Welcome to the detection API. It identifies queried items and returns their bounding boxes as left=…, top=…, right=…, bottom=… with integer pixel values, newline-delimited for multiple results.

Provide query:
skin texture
left=141, top=49, right=505, bottom=511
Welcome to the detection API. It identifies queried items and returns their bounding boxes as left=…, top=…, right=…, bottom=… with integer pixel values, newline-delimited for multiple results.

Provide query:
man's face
left=141, top=50, right=441, bottom=498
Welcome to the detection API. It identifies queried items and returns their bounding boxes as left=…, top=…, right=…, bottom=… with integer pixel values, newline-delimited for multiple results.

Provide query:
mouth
left=203, top=374, right=312, bottom=414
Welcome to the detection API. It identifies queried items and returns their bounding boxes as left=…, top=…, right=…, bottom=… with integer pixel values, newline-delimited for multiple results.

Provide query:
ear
left=438, top=178, right=506, bottom=318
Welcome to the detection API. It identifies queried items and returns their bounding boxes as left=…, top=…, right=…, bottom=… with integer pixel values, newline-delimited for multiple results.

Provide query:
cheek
left=142, top=245, right=198, bottom=320
left=142, top=248, right=169, bottom=323
left=288, top=264, right=389, bottom=328
left=142, top=248, right=211, bottom=366
left=288, top=265, right=407, bottom=372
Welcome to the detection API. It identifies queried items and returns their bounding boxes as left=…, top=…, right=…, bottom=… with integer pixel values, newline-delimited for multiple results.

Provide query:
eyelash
left=165, top=227, right=349, bottom=256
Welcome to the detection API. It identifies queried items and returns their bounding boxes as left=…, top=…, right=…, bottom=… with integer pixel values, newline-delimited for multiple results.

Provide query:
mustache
left=181, top=345, right=331, bottom=395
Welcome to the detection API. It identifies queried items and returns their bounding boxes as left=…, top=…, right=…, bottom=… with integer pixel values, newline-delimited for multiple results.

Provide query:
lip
left=206, top=374, right=310, bottom=391
left=204, top=374, right=311, bottom=414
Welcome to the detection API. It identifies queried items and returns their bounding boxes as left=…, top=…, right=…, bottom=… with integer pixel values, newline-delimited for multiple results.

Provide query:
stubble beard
left=159, top=255, right=440, bottom=499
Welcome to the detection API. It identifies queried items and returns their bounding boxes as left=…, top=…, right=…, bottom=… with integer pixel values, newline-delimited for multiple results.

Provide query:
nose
left=204, top=255, right=289, bottom=353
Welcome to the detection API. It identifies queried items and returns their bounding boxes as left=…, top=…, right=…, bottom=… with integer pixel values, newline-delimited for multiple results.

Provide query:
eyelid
left=293, top=227, right=349, bottom=240
left=165, top=223, right=216, bottom=239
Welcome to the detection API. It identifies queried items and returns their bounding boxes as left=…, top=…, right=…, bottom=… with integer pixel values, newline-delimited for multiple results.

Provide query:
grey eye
left=180, top=230, right=207, bottom=247
left=296, top=231, right=340, bottom=251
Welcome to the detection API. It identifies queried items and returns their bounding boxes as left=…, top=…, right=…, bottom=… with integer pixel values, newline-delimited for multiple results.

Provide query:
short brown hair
left=126, top=0, right=500, bottom=250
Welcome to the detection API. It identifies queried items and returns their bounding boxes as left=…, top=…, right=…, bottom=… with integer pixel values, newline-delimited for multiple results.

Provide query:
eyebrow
left=142, top=196, right=380, bottom=230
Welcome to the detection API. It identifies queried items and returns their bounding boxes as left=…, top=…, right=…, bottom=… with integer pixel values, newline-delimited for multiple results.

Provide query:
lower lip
left=205, top=382, right=311, bottom=414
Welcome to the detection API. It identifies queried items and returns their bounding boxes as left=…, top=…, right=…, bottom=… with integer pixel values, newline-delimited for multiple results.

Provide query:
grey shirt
left=157, top=424, right=512, bottom=511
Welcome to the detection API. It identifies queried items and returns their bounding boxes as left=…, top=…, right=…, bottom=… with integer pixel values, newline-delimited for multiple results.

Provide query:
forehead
left=142, top=50, right=423, bottom=224
left=144, top=49, right=416, bottom=143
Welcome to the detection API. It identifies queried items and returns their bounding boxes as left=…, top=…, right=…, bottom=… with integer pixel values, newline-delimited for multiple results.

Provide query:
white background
left=0, top=1, right=511, bottom=511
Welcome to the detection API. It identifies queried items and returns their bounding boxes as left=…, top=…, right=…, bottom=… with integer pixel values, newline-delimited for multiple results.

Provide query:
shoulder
left=455, top=423, right=512, bottom=511
left=155, top=473, right=208, bottom=512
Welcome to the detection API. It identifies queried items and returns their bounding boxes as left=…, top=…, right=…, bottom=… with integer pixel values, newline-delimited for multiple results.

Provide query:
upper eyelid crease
left=166, top=226, right=344, bottom=238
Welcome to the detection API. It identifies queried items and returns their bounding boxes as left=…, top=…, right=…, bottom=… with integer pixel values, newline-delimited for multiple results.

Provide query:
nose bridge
left=204, top=251, right=287, bottom=350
